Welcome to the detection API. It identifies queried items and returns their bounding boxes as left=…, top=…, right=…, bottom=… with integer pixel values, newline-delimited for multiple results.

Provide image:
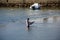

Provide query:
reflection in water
left=0, top=8, right=60, bottom=40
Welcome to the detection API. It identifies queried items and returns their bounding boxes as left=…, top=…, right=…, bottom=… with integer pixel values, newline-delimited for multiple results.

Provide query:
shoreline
left=0, top=3, right=60, bottom=8
left=0, top=6, right=60, bottom=10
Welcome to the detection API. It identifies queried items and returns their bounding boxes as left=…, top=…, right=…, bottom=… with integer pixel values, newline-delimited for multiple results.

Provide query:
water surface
left=0, top=8, right=60, bottom=40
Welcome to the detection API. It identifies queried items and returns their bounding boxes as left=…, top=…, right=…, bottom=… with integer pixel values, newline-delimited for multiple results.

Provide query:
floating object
left=30, top=3, right=41, bottom=10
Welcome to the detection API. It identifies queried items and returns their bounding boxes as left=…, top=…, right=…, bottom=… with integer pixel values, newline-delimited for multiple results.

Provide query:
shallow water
left=0, top=8, right=60, bottom=40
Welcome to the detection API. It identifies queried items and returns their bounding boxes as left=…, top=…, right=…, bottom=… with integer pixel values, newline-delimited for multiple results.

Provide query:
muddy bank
left=0, top=3, right=60, bottom=8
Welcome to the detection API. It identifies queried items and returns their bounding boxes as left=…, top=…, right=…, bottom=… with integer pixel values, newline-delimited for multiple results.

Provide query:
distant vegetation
left=0, top=0, right=60, bottom=8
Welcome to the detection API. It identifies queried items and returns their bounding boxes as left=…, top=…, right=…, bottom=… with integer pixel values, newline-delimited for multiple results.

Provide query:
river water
left=0, top=8, right=60, bottom=40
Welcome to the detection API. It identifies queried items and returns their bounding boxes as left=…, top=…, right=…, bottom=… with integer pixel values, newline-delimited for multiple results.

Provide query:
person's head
left=27, top=18, right=29, bottom=20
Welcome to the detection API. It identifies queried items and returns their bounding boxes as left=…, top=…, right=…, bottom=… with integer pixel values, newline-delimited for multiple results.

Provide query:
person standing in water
left=26, top=18, right=30, bottom=29
left=26, top=18, right=34, bottom=29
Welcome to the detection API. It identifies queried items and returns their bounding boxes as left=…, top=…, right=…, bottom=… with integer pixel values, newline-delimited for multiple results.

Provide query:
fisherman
left=26, top=18, right=34, bottom=29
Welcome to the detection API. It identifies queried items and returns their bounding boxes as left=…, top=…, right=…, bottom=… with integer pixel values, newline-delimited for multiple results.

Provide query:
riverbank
left=0, top=3, right=60, bottom=8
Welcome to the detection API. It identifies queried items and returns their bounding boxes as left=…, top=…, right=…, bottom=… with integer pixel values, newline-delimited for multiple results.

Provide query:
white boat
left=30, top=3, right=41, bottom=10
